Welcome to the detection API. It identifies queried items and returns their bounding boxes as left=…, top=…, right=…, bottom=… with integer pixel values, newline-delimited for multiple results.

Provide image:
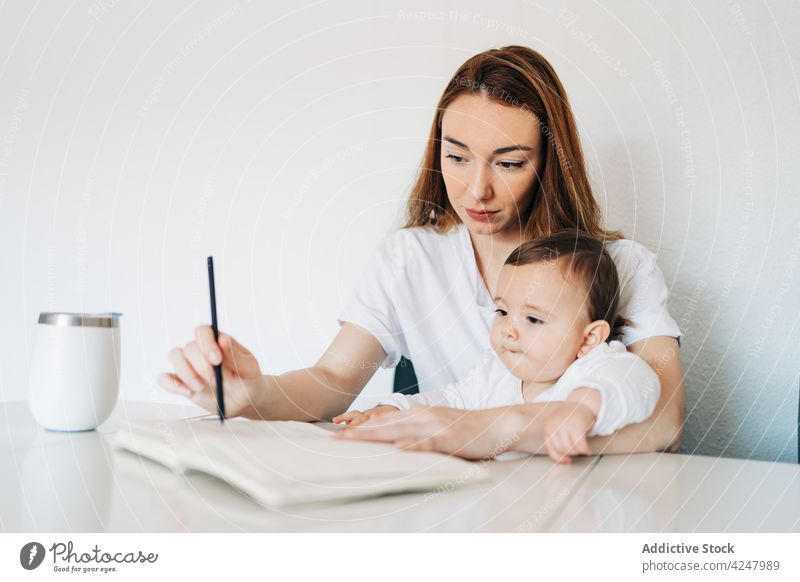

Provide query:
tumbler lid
left=37, top=312, right=123, bottom=328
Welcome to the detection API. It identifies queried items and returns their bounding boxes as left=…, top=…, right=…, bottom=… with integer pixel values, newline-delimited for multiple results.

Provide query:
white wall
left=1, top=0, right=798, bottom=462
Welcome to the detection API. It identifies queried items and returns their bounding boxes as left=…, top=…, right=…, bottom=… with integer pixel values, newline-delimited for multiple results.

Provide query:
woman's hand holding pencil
left=159, top=326, right=267, bottom=419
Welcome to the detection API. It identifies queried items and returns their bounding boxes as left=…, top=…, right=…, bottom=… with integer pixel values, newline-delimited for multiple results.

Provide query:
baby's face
left=490, top=259, right=591, bottom=383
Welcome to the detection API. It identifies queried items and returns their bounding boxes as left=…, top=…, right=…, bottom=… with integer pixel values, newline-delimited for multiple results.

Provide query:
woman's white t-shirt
left=337, top=223, right=681, bottom=392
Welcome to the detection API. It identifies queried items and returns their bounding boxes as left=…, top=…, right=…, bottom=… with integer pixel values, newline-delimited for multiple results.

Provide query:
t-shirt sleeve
left=377, top=349, right=496, bottom=410
left=614, top=241, right=682, bottom=346
left=377, top=386, right=468, bottom=411
left=547, top=342, right=661, bottom=437
left=337, top=232, right=407, bottom=369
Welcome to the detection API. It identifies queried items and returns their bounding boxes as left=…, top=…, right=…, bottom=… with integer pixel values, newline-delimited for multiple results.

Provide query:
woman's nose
left=467, top=164, right=493, bottom=202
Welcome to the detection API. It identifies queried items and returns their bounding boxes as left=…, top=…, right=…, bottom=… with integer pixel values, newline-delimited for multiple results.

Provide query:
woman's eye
left=495, top=308, right=507, bottom=317
left=527, top=316, right=543, bottom=325
left=497, top=160, right=524, bottom=170
left=446, top=153, right=466, bottom=164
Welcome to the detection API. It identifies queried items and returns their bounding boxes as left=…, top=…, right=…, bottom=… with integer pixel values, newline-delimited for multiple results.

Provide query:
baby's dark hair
left=504, top=229, right=629, bottom=340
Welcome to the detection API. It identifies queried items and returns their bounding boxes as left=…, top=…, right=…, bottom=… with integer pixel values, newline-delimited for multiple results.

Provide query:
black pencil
left=207, top=256, right=225, bottom=423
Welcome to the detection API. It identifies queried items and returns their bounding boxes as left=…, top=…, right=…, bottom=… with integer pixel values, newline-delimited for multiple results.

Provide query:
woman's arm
left=337, top=403, right=558, bottom=459
left=344, top=336, right=685, bottom=458
left=255, top=323, right=387, bottom=421
left=161, top=322, right=386, bottom=422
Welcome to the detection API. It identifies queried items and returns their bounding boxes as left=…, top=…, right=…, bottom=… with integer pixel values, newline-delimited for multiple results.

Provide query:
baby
left=333, top=229, right=660, bottom=463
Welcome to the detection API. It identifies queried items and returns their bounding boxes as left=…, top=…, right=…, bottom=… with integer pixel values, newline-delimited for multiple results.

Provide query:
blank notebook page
left=114, top=418, right=491, bottom=507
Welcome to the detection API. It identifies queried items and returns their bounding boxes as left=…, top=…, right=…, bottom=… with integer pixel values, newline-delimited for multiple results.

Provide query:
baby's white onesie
left=377, top=340, right=660, bottom=437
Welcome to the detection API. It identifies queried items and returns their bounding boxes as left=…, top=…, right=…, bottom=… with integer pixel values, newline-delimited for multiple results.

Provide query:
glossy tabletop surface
left=1, top=400, right=797, bottom=532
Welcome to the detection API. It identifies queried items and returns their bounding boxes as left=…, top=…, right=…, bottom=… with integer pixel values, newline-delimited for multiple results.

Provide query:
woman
left=159, top=46, right=685, bottom=460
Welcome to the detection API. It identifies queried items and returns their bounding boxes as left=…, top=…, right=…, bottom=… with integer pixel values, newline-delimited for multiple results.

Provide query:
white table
left=1, top=400, right=798, bottom=532
left=0, top=400, right=595, bottom=532
left=554, top=450, right=800, bottom=532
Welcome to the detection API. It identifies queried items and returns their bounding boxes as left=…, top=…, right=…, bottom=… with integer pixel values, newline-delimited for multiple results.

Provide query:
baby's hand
left=332, top=405, right=399, bottom=427
left=542, top=400, right=596, bottom=464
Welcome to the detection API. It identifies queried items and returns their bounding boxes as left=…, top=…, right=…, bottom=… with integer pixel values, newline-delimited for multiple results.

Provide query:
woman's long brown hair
left=404, top=45, right=622, bottom=241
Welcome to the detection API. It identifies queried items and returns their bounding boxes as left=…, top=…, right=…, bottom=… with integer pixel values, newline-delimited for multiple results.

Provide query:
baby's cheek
left=525, top=334, right=570, bottom=378
left=489, top=325, right=503, bottom=351
left=519, top=330, right=545, bottom=356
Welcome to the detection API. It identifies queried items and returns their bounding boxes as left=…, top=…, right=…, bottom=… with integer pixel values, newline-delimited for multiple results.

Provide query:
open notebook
left=113, top=418, right=490, bottom=507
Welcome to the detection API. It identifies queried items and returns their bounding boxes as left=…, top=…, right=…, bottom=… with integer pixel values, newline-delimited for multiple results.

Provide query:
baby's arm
left=557, top=342, right=661, bottom=436
left=332, top=387, right=467, bottom=427
left=334, top=350, right=495, bottom=426
left=540, top=343, right=661, bottom=462
left=375, top=382, right=470, bottom=411
left=541, top=389, right=599, bottom=463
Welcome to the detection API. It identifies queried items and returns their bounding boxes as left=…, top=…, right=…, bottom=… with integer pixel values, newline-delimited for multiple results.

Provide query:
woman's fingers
left=340, top=412, right=440, bottom=444
left=334, top=413, right=367, bottom=426
left=158, top=372, right=191, bottom=398
left=217, top=332, right=261, bottom=378
left=394, top=438, right=426, bottom=451
left=195, top=325, right=222, bottom=365
left=218, top=332, right=253, bottom=357
left=333, top=411, right=361, bottom=424
left=192, top=345, right=212, bottom=388
left=167, top=345, right=207, bottom=393
left=158, top=372, right=216, bottom=414
left=185, top=341, right=215, bottom=391
left=335, top=418, right=405, bottom=442
left=332, top=407, right=500, bottom=460
left=359, top=410, right=416, bottom=429
left=161, top=335, right=245, bottom=416
left=193, top=326, right=254, bottom=373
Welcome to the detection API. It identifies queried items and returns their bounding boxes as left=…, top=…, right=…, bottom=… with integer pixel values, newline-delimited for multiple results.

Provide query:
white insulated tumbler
left=28, top=312, right=122, bottom=431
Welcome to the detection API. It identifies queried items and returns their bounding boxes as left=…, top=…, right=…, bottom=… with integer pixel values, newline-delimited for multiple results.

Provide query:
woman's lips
left=466, top=208, right=500, bottom=222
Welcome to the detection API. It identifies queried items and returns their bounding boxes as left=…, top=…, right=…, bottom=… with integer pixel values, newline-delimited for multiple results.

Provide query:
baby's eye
left=527, top=316, right=544, bottom=325
left=446, top=153, right=466, bottom=164
left=497, top=160, right=524, bottom=170
left=494, top=308, right=507, bottom=317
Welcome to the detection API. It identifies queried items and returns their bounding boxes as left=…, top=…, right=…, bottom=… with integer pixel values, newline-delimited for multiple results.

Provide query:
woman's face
left=440, top=93, right=543, bottom=239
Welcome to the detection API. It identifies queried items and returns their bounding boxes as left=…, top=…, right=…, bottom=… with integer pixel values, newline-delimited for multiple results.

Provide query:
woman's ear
left=577, top=320, right=611, bottom=358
